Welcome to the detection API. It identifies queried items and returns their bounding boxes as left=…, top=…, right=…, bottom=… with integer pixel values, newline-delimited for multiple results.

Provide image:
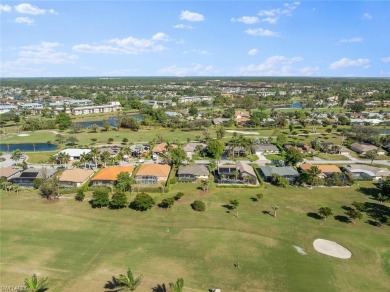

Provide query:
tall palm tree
left=232, top=169, right=240, bottom=183
left=272, top=205, right=279, bottom=218
left=100, top=151, right=111, bottom=167
left=23, top=273, right=48, bottom=292
left=169, top=278, right=184, bottom=292
left=90, top=147, right=100, bottom=168
left=13, top=184, right=21, bottom=195
left=11, top=149, right=22, bottom=165
left=80, top=152, right=91, bottom=168
left=307, top=166, right=322, bottom=185
left=62, top=153, right=70, bottom=165
left=121, top=146, right=131, bottom=162
left=116, top=268, right=143, bottom=291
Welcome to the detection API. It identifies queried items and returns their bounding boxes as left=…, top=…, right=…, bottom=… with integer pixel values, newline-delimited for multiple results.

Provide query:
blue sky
left=1, top=1, right=389, bottom=77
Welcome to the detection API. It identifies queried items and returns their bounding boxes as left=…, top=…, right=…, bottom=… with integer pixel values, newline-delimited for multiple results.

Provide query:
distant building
left=350, top=143, right=382, bottom=155
left=251, top=144, right=280, bottom=156
left=178, top=96, right=213, bottom=103
left=71, top=102, right=121, bottom=115
left=177, top=165, right=209, bottom=182
left=57, top=148, right=91, bottom=161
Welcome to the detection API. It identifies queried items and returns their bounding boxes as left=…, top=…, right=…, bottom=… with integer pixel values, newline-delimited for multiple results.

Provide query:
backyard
left=1, top=182, right=389, bottom=291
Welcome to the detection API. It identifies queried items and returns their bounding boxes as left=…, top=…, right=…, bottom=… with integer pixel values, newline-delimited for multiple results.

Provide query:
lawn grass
left=316, top=153, right=349, bottom=160
left=25, top=151, right=57, bottom=163
left=1, top=182, right=389, bottom=292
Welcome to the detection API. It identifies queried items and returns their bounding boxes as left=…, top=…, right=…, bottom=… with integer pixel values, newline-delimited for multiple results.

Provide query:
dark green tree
left=109, top=191, right=128, bottom=209
left=116, top=172, right=133, bottom=192
left=75, top=189, right=85, bottom=202
left=55, top=112, right=72, bottom=130
left=318, top=207, right=333, bottom=221
left=91, top=188, right=110, bottom=208
left=207, top=139, right=225, bottom=160
left=158, top=197, right=175, bottom=209
left=285, top=147, right=304, bottom=166
left=130, top=193, right=155, bottom=211
left=191, top=200, right=206, bottom=212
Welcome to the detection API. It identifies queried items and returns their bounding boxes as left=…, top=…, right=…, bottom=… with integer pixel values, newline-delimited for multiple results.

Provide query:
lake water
left=272, top=102, right=303, bottom=109
left=75, top=114, right=143, bottom=128
left=0, top=143, right=57, bottom=152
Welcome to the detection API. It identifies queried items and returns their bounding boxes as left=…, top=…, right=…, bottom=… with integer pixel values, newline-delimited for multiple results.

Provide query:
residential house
left=234, top=110, right=250, bottom=124
left=343, top=164, right=390, bottom=181
left=182, top=142, right=207, bottom=159
left=98, top=146, right=121, bottom=158
left=57, top=148, right=91, bottom=161
left=350, top=143, right=383, bottom=155
left=0, top=167, right=22, bottom=179
left=152, top=143, right=177, bottom=155
left=71, top=102, right=121, bottom=115
left=251, top=144, right=279, bottom=156
left=178, top=96, right=213, bottom=103
left=58, top=169, right=94, bottom=187
left=213, top=118, right=231, bottom=125
left=8, top=168, right=56, bottom=187
left=91, top=166, right=134, bottom=186
left=216, top=161, right=258, bottom=185
left=134, top=164, right=171, bottom=185
left=299, top=163, right=341, bottom=178
left=177, top=165, right=209, bottom=182
left=258, top=166, right=299, bottom=183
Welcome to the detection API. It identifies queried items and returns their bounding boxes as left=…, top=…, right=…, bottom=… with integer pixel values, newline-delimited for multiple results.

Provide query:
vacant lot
left=1, top=182, right=389, bottom=292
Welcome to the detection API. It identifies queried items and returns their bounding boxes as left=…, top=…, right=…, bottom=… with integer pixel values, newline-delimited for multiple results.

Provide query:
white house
left=71, top=102, right=121, bottom=115
left=57, top=148, right=91, bottom=161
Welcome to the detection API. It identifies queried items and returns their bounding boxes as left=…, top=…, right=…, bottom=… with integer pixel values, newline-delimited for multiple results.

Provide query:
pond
left=75, top=114, right=143, bottom=128
left=0, top=143, right=58, bottom=152
left=272, top=102, right=303, bottom=109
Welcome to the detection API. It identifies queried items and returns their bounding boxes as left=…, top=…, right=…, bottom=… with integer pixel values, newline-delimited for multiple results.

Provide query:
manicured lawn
left=1, top=182, right=389, bottom=292
left=25, top=151, right=57, bottom=163
left=316, top=153, right=349, bottom=160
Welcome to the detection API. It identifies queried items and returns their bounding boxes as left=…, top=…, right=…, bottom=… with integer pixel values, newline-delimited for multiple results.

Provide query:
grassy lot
left=1, top=182, right=389, bottom=292
left=25, top=151, right=57, bottom=163
left=316, top=153, right=349, bottom=160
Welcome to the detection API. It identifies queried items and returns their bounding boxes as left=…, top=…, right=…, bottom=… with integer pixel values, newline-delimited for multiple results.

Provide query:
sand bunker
left=17, top=134, right=30, bottom=137
left=313, top=239, right=352, bottom=259
left=226, top=130, right=259, bottom=135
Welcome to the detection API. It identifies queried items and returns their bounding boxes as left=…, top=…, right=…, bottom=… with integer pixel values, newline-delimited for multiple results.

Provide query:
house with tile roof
left=58, top=169, right=94, bottom=187
left=216, top=161, right=258, bottom=185
left=0, top=167, right=22, bottom=179
left=91, top=166, right=134, bottom=187
left=299, top=163, right=341, bottom=178
left=134, top=164, right=171, bottom=184
left=152, top=143, right=177, bottom=155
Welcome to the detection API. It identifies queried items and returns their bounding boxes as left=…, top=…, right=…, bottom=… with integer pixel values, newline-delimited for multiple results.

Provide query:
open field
left=1, top=182, right=389, bottom=292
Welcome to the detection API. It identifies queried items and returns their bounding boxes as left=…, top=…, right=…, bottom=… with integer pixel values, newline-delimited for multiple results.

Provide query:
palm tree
left=169, top=278, right=184, bottom=292
left=80, top=152, right=90, bottom=168
left=272, top=205, right=279, bottom=218
left=90, top=147, right=100, bottom=168
left=232, top=169, right=240, bottom=183
left=230, top=199, right=239, bottom=218
left=116, top=268, right=143, bottom=291
left=121, top=146, right=131, bottom=162
left=11, top=149, right=22, bottom=165
left=100, top=151, right=111, bottom=167
left=2, top=181, right=13, bottom=195
left=201, top=179, right=209, bottom=192
left=62, top=153, right=70, bottom=165
left=307, top=166, right=322, bottom=185
left=13, top=184, right=21, bottom=195
left=23, top=273, right=48, bottom=292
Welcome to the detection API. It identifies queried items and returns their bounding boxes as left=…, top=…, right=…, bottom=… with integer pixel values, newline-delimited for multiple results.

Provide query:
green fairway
left=1, top=182, right=389, bottom=292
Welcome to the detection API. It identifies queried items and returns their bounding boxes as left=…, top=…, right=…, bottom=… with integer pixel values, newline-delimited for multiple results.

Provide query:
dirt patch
left=43, top=199, right=60, bottom=204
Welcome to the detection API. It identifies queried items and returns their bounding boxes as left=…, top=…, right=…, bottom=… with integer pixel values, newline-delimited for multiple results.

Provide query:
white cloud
left=173, top=24, right=193, bottom=29
left=237, top=55, right=319, bottom=76
left=339, top=37, right=363, bottom=44
left=362, top=13, right=373, bottom=20
left=158, top=64, right=215, bottom=76
left=14, top=3, right=56, bottom=15
left=245, top=28, right=279, bottom=37
left=180, top=10, right=204, bottom=22
left=73, top=33, right=170, bottom=54
left=258, top=1, right=300, bottom=24
left=329, top=58, right=370, bottom=70
left=15, top=16, right=34, bottom=25
left=1, top=41, right=77, bottom=77
left=231, top=16, right=259, bottom=24
left=151, top=32, right=170, bottom=41
left=0, top=4, right=12, bottom=13
left=183, top=49, right=210, bottom=55
left=248, top=49, right=259, bottom=56
left=381, top=57, right=390, bottom=63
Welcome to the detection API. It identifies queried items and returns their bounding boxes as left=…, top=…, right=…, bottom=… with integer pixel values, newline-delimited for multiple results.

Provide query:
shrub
left=169, top=177, right=177, bottom=185
left=91, top=188, right=110, bottom=208
left=75, top=189, right=85, bottom=202
left=158, top=197, right=175, bottom=209
left=191, top=200, right=206, bottom=212
left=33, top=178, right=43, bottom=189
left=130, top=192, right=155, bottom=211
left=109, top=191, right=128, bottom=209
left=174, top=192, right=184, bottom=201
